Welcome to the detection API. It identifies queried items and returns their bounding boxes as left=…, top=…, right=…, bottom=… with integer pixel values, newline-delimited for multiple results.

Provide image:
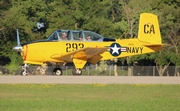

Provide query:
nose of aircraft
left=13, top=45, right=23, bottom=52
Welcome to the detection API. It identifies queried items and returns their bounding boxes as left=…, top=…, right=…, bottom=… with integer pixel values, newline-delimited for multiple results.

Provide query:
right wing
left=51, top=47, right=108, bottom=64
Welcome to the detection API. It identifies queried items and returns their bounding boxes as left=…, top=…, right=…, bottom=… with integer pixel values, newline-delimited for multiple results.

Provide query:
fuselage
left=21, top=39, right=162, bottom=65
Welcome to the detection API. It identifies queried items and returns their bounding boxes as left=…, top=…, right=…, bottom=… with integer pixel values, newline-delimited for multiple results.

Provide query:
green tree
left=0, top=0, right=179, bottom=76
left=153, top=0, right=180, bottom=76
left=0, top=0, right=50, bottom=72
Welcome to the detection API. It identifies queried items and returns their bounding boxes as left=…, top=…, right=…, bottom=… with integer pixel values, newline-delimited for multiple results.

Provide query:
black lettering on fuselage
left=144, top=24, right=155, bottom=34
left=127, top=47, right=143, bottom=53
left=66, top=43, right=84, bottom=52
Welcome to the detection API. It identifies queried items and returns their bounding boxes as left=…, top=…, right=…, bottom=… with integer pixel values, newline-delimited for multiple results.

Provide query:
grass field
left=0, top=84, right=180, bottom=111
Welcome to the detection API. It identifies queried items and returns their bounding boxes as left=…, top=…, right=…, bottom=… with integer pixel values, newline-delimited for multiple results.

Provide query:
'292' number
left=66, top=43, right=84, bottom=52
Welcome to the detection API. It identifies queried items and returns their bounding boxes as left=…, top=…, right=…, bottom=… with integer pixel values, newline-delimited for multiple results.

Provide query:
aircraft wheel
left=21, top=69, right=28, bottom=76
left=72, top=68, right=82, bottom=76
left=53, top=68, right=62, bottom=76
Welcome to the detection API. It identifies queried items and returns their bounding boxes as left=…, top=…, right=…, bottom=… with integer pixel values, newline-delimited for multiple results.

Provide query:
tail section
left=138, top=13, right=162, bottom=44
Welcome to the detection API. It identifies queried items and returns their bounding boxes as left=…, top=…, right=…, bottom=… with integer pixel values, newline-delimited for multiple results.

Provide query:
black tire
left=53, top=68, right=62, bottom=76
left=21, top=69, right=28, bottom=76
left=72, top=68, right=82, bottom=76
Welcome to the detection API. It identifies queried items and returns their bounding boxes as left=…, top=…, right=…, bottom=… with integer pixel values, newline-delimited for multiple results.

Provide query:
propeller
left=13, top=29, right=23, bottom=52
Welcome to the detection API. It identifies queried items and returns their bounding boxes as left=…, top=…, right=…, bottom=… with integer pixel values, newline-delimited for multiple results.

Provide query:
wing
left=143, top=43, right=169, bottom=47
left=51, top=47, right=108, bottom=64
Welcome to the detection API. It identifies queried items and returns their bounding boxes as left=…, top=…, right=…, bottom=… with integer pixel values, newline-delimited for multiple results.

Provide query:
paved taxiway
left=0, top=76, right=180, bottom=84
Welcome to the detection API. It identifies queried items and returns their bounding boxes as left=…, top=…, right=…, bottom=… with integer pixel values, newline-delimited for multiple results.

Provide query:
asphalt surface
left=0, top=76, right=180, bottom=84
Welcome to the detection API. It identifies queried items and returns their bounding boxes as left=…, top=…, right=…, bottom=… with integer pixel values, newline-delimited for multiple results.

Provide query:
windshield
left=84, top=31, right=102, bottom=41
left=47, top=31, right=59, bottom=41
left=47, top=30, right=70, bottom=41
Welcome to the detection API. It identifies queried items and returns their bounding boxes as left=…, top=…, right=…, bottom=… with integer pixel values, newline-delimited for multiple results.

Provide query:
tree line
left=0, top=0, right=180, bottom=76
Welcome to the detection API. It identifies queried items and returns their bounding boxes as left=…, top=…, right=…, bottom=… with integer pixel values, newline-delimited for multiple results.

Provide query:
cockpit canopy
left=47, top=30, right=113, bottom=42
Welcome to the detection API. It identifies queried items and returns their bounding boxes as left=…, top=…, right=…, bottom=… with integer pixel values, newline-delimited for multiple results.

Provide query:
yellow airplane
left=13, top=13, right=165, bottom=76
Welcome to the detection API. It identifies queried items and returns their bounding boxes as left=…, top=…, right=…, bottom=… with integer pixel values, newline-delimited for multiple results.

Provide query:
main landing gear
left=53, top=68, right=62, bottom=76
left=53, top=67, right=82, bottom=76
left=53, top=64, right=62, bottom=76
left=53, top=63, right=82, bottom=76
left=72, top=68, right=82, bottom=76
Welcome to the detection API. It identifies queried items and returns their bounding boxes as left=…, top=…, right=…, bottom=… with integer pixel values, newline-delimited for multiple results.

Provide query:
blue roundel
left=109, top=43, right=121, bottom=57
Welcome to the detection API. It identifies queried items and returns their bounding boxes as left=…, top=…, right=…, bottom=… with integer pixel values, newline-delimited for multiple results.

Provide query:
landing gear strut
left=72, top=68, right=82, bottom=76
left=21, top=64, right=28, bottom=76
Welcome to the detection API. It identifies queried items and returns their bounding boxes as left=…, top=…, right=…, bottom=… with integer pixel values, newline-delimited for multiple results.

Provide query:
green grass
left=0, top=84, right=180, bottom=111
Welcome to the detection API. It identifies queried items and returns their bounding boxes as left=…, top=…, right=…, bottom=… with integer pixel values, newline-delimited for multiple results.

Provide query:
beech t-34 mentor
left=13, top=13, right=165, bottom=76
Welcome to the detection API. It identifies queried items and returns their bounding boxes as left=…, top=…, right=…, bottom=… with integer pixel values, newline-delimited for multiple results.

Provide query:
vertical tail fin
left=138, top=13, right=162, bottom=44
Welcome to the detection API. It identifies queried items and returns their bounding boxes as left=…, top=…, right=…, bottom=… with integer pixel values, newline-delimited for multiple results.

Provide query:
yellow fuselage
left=21, top=39, right=162, bottom=65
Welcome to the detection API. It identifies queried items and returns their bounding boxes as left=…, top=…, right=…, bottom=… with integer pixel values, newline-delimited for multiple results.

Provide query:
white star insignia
left=111, top=44, right=120, bottom=54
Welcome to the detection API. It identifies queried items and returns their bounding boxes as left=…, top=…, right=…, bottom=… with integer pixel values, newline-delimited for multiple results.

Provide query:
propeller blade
left=13, top=29, right=23, bottom=52
left=17, top=29, right=20, bottom=46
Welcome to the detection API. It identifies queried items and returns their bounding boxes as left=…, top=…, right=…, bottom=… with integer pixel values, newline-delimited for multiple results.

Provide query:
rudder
left=138, top=13, right=162, bottom=44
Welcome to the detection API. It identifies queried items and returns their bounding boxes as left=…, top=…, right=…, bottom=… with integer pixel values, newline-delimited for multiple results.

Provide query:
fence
left=0, top=65, right=179, bottom=76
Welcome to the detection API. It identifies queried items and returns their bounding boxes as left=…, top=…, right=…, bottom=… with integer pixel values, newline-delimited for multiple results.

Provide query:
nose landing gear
left=21, top=64, right=28, bottom=76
